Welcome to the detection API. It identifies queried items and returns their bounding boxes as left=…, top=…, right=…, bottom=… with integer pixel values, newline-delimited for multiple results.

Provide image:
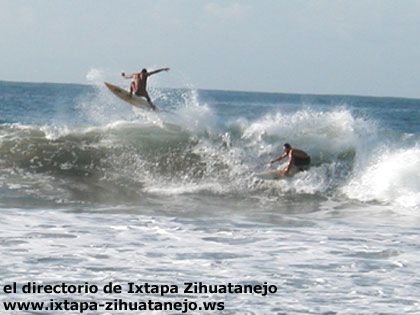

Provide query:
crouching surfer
left=270, top=143, right=311, bottom=176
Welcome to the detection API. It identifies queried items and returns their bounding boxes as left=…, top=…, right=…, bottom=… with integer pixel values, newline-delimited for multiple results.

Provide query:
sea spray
left=343, top=146, right=420, bottom=209
left=1, top=81, right=419, bottom=211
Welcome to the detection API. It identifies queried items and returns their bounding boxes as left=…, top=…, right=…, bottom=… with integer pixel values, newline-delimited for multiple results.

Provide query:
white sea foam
left=1, top=206, right=419, bottom=313
left=240, top=108, right=373, bottom=159
left=145, top=182, right=224, bottom=195
left=167, top=89, right=217, bottom=133
left=343, top=145, right=420, bottom=210
left=40, top=125, right=72, bottom=140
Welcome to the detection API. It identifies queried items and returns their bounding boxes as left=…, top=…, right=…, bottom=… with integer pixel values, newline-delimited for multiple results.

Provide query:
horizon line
left=1, top=79, right=419, bottom=102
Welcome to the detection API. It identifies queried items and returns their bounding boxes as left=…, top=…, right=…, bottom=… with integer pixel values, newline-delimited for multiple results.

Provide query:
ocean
left=0, top=79, right=419, bottom=314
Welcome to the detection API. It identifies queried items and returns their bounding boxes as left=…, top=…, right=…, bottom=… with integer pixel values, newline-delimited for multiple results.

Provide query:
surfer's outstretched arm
left=148, top=68, right=170, bottom=76
left=270, top=152, right=287, bottom=164
left=121, top=72, right=136, bottom=79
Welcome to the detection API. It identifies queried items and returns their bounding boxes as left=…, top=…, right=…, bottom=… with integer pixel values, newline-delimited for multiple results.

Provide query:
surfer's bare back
left=270, top=143, right=311, bottom=176
left=121, top=67, right=169, bottom=110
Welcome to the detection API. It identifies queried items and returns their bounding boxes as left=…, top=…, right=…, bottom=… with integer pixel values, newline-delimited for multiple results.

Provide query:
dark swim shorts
left=293, top=156, right=311, bottom=170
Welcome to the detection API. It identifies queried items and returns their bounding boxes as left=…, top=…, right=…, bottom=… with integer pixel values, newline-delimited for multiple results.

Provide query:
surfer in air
left=270, top=143, right=311, bottom=176
left=121, top=67, right=169, bottom=110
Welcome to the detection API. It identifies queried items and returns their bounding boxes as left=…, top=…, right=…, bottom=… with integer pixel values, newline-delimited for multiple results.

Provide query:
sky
left=1, top=0, right=420, bottom=98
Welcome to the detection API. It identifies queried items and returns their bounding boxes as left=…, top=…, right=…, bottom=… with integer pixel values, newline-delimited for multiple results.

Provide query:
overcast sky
left=1, top=0, right=420, bottom=98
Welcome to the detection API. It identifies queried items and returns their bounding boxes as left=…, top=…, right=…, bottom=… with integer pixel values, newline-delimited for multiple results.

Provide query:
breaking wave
left=0, top=83, right=418, bottom=211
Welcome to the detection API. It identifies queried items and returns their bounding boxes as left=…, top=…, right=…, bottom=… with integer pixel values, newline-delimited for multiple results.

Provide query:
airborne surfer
left=270, top=143, right=311, bottom=176
left=121, top=67, right=169, bottom=110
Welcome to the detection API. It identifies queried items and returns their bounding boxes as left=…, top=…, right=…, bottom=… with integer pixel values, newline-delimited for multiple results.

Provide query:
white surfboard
left=255, top=170, right=283, bottom=180
left=104, top=82, right=155, bottom=111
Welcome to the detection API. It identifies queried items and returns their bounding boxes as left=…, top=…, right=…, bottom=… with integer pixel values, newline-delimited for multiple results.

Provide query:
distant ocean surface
left=0, top=79, right=419, bottom=313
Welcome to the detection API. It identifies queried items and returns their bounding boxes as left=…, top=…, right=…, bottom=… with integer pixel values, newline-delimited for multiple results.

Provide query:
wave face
left=0, top=81, right=419, bottom=211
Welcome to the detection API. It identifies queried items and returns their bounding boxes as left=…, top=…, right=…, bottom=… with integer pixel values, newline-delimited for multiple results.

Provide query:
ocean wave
left=1, top=102, right=418, bottom=210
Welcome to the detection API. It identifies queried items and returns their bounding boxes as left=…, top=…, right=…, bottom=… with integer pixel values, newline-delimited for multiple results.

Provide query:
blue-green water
left=0, top=80, right=419, bottom=313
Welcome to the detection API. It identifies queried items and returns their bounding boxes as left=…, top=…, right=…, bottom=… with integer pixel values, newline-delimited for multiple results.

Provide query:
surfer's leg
left=130, top=82, right=136, bottom=96
left=145, top=93, right=156, bottom=110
